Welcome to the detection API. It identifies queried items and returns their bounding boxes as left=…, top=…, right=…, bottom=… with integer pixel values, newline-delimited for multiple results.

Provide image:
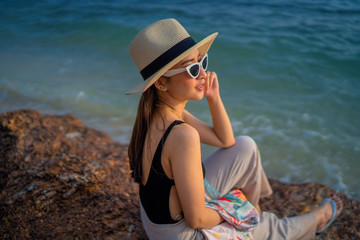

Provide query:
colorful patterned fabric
left=201, top=221, right=252, bottom=240
left=201, top=179, right=259, bottom=240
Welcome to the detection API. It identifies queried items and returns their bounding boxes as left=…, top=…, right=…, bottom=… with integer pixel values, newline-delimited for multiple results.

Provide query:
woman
left=127, top=18, right=342, bottom=240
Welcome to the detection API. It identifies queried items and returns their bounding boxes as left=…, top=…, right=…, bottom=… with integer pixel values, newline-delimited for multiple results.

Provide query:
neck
left=156, top=103, right=184, bottom=121
left=157, top=96, right=187, bottom=121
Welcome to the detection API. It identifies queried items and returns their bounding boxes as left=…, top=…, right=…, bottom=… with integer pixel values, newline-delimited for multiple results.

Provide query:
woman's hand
left=204, top=71, right=220, bottom=101
left=184, top=68, right=234, bottom=148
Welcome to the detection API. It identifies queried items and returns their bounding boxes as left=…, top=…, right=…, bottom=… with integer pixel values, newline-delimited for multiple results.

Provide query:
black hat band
left=140, top=37, right=196, bottom=80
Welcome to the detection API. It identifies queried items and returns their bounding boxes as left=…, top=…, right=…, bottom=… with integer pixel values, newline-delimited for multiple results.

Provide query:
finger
left=205, top=71, right=210, bottom=93
left=208, top=71, right=214, bottom=89
left=208, top=71, right=217, bottom=90
left=210, top=72, right=218, bottom=89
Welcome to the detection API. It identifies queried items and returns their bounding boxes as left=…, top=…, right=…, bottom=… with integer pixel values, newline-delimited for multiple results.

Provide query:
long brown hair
left=128, top=85, right=158, bottom=183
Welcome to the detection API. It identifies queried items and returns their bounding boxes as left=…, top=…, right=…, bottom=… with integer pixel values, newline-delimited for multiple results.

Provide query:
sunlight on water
left=1, top=0, right=359, bottom=200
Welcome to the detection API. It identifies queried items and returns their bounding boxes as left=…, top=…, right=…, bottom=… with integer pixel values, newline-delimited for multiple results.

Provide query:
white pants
left=140, top=136, right=317, bottom=240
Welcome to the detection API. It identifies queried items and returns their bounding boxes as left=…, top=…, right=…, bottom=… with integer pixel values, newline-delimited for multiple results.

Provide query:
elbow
left=187, top=221, right=198, bottom=229
left=186, top=212, right=217, bottom=229
left=186, top=217, right=204, bottom=229
left=221, top=138, right=236, bottom=148
left=184, top=208, right=223, bottom=229
left=185, top=213, right=207, bottom=229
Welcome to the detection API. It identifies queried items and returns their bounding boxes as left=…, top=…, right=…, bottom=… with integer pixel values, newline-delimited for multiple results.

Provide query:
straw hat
left=126, top=18, right=218, bottom=94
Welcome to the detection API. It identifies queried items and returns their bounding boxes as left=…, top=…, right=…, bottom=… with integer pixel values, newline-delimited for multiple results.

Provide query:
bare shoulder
left=167, top=122, right=200, bottom=148
left=165, top=123, right=201, bottom=171
left=171, top=122, right=199, bottom=140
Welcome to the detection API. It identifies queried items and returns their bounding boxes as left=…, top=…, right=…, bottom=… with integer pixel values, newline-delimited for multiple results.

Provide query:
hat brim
left=125, top=32, right=218, bottom=95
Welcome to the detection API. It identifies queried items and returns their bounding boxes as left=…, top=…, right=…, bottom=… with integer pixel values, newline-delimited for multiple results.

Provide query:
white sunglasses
left=163, top=54, right=208, bottom=78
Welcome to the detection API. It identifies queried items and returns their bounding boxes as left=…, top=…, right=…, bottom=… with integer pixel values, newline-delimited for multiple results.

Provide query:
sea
left=1, top=0, right=359, bottom=200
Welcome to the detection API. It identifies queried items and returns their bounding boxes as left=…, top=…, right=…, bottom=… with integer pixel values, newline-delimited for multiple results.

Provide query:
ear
left=154, top=77, right=168, bottom=92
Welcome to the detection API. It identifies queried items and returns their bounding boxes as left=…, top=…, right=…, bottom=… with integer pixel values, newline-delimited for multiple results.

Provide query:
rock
left=260, top=180, right=360, bottom=239
left=0, top=110, right=146, bottom=239
left=0, top=109, right=359, bottom=239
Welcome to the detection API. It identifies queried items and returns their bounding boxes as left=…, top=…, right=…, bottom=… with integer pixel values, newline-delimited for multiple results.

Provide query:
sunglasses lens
left=189, top=65, right=200, bottom=78
left=202, top=55, right=208, bottom=71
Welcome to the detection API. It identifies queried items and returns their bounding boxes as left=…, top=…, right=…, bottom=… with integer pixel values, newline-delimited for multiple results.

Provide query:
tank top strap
left=151, top=120, right=185, bottom=174
left=158, top=120, right=185, bottom=152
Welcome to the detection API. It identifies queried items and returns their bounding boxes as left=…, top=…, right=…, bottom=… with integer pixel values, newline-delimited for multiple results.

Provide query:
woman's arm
left=183, top=71, right=235, bottom=148
left=169, top=124, right=224, bottom=229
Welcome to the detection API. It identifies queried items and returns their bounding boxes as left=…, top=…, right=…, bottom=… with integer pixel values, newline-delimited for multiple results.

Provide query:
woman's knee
left=231, top=136, right=259, bottom=165
left=234, top=136, right=258, bottom=153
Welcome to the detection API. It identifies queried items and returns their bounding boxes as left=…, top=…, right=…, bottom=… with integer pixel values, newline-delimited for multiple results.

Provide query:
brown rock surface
left=0, top=109, right=359, bottom=239
left=260, top=180, right=360, bottom=239
left=0, top=109, right=146, bottom=239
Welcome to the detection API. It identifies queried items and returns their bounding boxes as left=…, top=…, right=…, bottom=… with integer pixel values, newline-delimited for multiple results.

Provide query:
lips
left=196, top=84, right=204, bottom=91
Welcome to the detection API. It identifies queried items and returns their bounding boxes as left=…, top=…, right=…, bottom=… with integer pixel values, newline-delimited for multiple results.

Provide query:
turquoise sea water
left=1, top=0, right=359, bottom=200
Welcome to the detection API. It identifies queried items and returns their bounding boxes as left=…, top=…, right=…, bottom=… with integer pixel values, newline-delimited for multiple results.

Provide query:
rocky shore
left=0, top=110, right=359, bottom=239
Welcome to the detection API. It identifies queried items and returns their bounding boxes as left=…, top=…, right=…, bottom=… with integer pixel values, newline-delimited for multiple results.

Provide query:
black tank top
left=140, top=120, right=205, bottom=224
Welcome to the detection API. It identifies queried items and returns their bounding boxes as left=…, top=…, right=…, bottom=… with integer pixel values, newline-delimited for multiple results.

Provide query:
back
left=140, top=120, right=185, bottom=224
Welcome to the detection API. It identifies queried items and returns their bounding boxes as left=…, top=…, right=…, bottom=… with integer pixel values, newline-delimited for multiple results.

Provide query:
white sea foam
left=75, top=91, right=85, bottom=102
left=1, top=0, right=359, bottom=200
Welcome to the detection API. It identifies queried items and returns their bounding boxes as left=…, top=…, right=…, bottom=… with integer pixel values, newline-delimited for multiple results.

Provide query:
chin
left=190, top=92, right=204, bottom=101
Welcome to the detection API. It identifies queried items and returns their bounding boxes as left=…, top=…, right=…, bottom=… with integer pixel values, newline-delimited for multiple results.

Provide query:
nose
left=197, top=66, right=207, bottom=80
